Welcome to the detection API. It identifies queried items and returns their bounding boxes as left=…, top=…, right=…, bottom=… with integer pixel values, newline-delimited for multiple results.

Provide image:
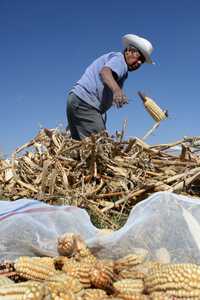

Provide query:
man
left=66, top=34, right=154, bottom=140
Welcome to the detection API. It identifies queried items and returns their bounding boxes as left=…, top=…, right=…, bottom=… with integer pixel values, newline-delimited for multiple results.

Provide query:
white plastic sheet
left=0, top=192, right=200, bottom=263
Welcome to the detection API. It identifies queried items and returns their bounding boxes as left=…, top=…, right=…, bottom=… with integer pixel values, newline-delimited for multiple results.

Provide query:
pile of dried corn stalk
left=1, top=128, right=200, bottom=229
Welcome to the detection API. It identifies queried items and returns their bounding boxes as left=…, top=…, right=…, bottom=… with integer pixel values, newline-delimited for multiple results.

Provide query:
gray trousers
left=66, top=93, right=106, bottom=140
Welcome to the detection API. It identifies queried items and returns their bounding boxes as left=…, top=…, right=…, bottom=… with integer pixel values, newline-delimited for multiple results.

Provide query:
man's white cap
left=122, top=34, right=154, bottom=64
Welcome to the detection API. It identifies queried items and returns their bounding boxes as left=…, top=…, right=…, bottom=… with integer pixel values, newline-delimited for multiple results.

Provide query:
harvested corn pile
left=1, top=129, right=200, bottom=228
left=0, top=233, right=200, bottom=299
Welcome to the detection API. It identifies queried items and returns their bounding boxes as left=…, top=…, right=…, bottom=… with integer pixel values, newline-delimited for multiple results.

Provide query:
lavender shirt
left=71, top=52, right=128, bottom=113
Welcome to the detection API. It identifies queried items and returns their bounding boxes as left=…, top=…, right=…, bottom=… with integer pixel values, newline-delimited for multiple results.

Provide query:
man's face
left=125, top=48, right=145, bottom=71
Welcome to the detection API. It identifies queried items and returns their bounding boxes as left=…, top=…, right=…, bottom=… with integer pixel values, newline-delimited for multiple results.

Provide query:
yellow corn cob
left=75, top=246, right=97, bottom=266
left=138, top=92, right=167, bottom=122
left=116, top=293, right=149, bottom=300
left=22, top=283, right=47, bottom=300
left=14, top=256, right=57, bottom=281
left=62, top=260, right=91, bottom=288
left=0, top=281, right=45, bottom=300
left=82, top=288, right=107, bottom=300
left=48, top=290, right=77, bottom=300
left=144, top=263, right=200, bottom=297
left=114, top=254, right=146, bottom=273
left=46, top=273, right=83, bottom=294
left=113, top=279, right=144, bottom=294
left=149, top=292, right=173, bottom=300
left=116, top=269, right=145, bottom=280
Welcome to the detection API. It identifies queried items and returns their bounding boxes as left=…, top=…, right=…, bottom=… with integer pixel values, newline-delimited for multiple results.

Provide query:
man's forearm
left=100, top=67, right=127, bottom=108
left=100, top=67, right=121, bottom=93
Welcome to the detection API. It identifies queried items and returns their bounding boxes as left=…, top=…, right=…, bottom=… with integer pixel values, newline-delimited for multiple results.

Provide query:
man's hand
left=113, top=89, right=128, bottom=108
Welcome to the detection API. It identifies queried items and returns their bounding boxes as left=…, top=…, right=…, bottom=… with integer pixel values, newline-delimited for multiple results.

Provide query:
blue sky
left=1, top=0, right=200, bottom=157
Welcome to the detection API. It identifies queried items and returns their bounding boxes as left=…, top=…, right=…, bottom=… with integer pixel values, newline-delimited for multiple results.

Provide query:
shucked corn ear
left=0, top=281, right=46, bottom=300
left=138, top=91, right=167, bottom=122
left=144, top=263, right=200, bottom=298
left=14, top=256, right=57, bottom=281
left=114, top=278, right=144, bottom=294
